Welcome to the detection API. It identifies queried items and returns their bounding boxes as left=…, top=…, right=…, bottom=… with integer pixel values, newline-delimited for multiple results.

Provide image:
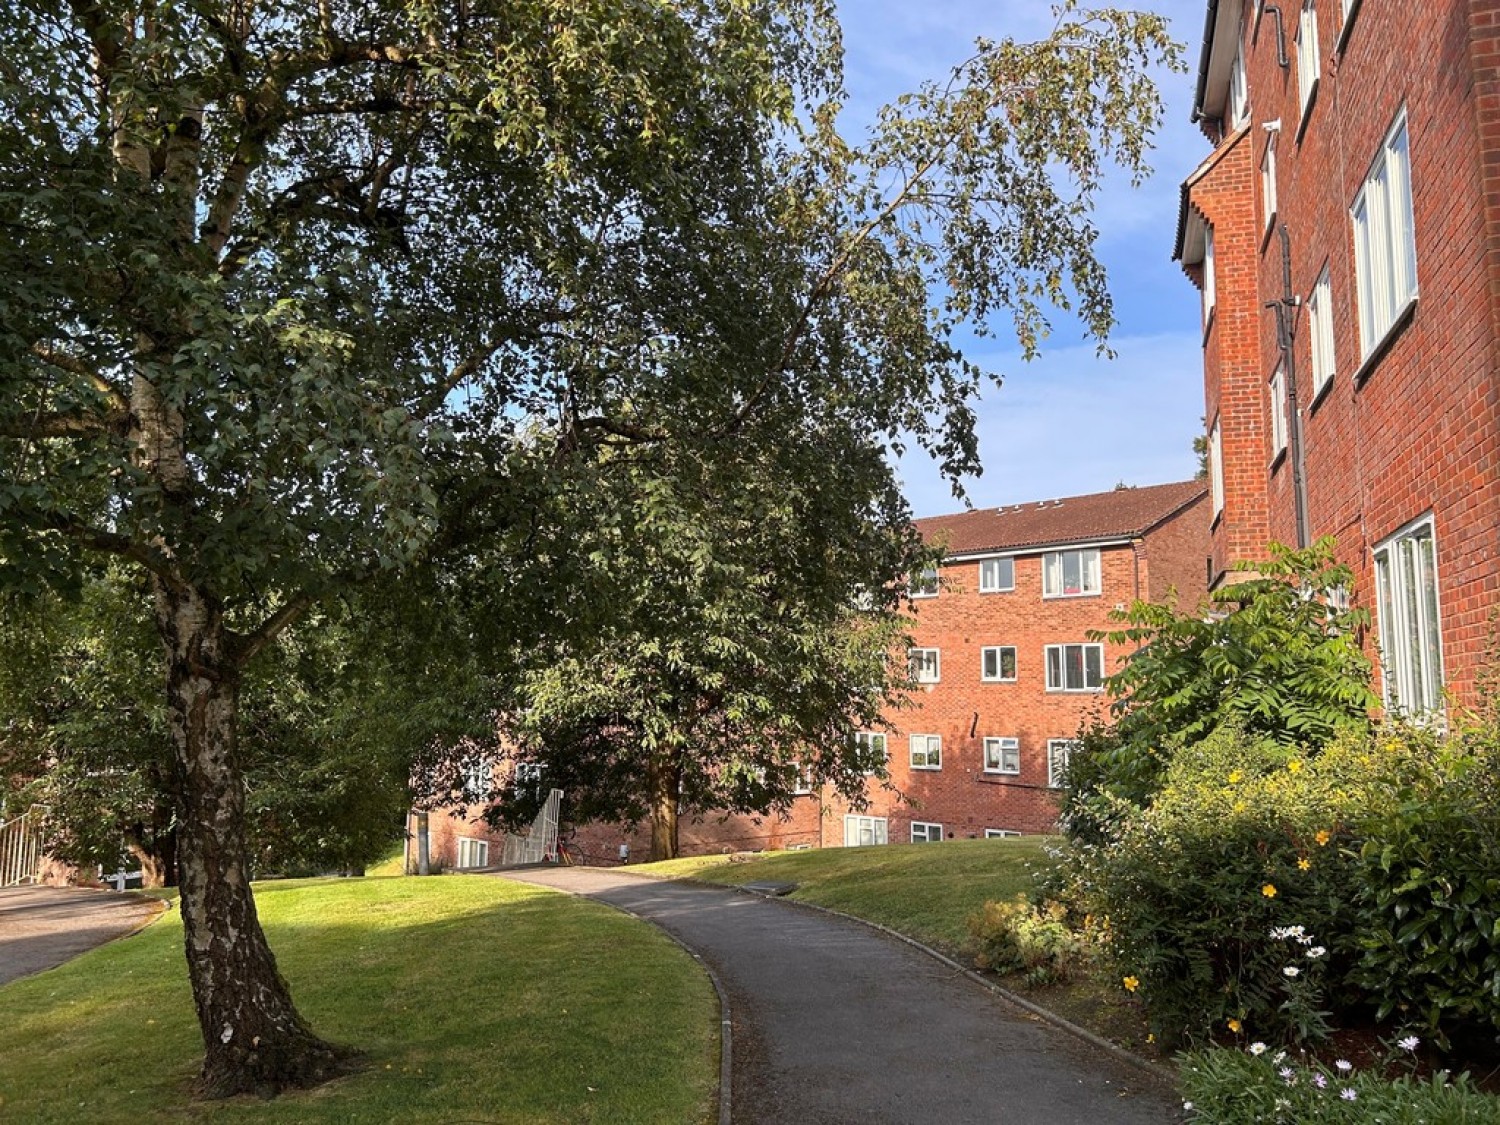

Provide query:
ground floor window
left=1047, top=740, right=1077, bottom=789
left=910, top=821, right=944, bottom=843
left=1373, top=517, right=1444, bottom=717
left=844, top=815, right=889, bottom=847
left=456, top=837, right=490, bottom=868
left=984, top=829, right=1022, bottom=839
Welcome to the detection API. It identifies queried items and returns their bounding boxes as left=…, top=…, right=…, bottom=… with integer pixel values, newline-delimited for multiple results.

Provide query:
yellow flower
left=1227, top=1018, right=1243, bottom=1033
left=1147, top=1033, right=1156, bottom=1044
left=1123, top=975, right=1140, bottom=992
left=1262, top=883, right=1278, bottom=898
left=1287, top=759, right=1304, bottom=773
left=1298, top=857, right=1312, bottom=871
left=1315, top=829, right=1332, bottom=846
left=1228, top=770, right=1243, bottom=784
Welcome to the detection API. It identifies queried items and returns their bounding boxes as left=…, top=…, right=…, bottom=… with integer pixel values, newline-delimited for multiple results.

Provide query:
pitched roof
left=913, top=480, right=1208, bottom=557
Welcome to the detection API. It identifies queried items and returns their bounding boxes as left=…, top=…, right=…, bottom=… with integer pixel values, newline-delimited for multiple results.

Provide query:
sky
left=833, top=0, right=1211, bottom=517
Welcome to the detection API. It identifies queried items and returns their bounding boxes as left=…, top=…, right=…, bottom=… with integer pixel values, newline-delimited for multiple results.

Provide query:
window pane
left=983, top=649, right=998, bottom=679
left=1001, top=647, right=1016, bottom=679
left=1063, top=552, right=1082, bottom=593
left=1047, top=647, right=1062, bottom=688
left=1085, top=646, right=1103, bottom=687
left=996, top=558, right=1013, bottom=588
left=1084, top=551, right=1101, bottom=593
left=1044, top=553, right=1061, bottom=595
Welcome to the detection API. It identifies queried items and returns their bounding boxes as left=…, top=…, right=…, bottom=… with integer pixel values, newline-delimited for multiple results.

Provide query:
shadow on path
left=0, top=886, right=163, bottom=986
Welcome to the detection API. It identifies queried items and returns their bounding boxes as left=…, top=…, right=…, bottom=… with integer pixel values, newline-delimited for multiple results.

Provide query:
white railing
left=0, top=808, right=44, bottom=888
left=500, top=788, right=562, bottom=866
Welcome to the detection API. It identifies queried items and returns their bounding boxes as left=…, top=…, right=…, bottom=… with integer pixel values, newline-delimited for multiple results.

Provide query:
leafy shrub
left=1351, top=724, right=1500, bottom=1049
left=1179, top=1038, right=1500, bottom=1124
left=1063, top=726, right=1391, bottom=1047
left=1062, top=541, right=1376, bottom=844
left=968, top=895, right=1094, bottom=985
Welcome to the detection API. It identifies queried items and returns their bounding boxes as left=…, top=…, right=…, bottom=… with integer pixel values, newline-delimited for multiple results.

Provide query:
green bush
left=1063, top=726, right=1389, bottom=1047
left=1351, top=724, right=1500, bottom=1050
left=967, top=895, right=1094, bottom=985
left=1179, top=1039, right=1500, bottom=1124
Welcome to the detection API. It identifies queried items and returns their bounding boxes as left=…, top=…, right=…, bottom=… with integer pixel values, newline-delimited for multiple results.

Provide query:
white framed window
left=911, top=821, right=944, bottom=843
left=1352, top=111, right=1418, bottom=361
left=1229, top=38, right=1250, bottom=129
left=1045, top=644, right=1104, bottom=692
left=1202, top=225, right=1217, bottom=326
left=462, top=757, right=492, bottom=803
left=854, top=731, right=888, bottom=774
left=1261, top=133, right=1278, bottom=230
left=979, top=557, right=1015, bottom=593
left=792, top=763, right=815, bottom=795
left=1308, top=267, right=1335, bottom=396
left=980, top=646, right=1017, bottom=682
left=1269, top=365, right=1288, bottom=458
left=908, top=647, right=940, bottom=684
left=512, top=761, right=544, bottom=799
left=844, top=815, right=889, bottom=847
left=1047, top=740, right=1078, bottom=789
left=983, top=737, right=1020, bottom=775
left=909, top=566, right=939, bottom=598
left=985, top=829, right=1022, bottom=839
left=456, top=837, right=490, bottom=869
left=909, top=734, right=942, bottom=770
left=1042, top=549, right=1102, bottom=597
left=1373, top=518, right=1444, bottom=717
left=1296, top=2, right=1321, bottom=120
left=1209, top=418, right=1224, bottom=517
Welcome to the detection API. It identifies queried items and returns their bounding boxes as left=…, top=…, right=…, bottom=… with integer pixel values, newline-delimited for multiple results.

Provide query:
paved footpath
left=500, top=867, right=1181, bottom=1125
left=0, top=886, right=163, bottom=986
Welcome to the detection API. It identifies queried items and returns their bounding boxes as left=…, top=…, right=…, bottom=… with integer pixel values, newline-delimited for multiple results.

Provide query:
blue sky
left=835, top=1, right=1209, bottom=516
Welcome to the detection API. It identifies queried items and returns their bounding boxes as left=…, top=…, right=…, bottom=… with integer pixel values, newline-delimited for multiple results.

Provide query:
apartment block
left=1175, top=0, right=1500, bottom=716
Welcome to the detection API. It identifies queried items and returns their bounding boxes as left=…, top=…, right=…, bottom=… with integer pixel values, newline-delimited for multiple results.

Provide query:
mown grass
left=644, top=835, right=1056, bottom=956
left=0, top=876, right=716, bottom=1124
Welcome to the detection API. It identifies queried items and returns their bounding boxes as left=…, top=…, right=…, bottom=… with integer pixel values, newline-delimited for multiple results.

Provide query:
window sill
left=1045, top=688, right=1106, bottom=695
left=1336, top=0, right=1362, bottom=55
left=1295, top=81, right=1319, bottom=146
left=1270, top=447, right=1287, bottom=474
left=982, top=769, right=1021, bottom=778
left=1307, top=374, right=1335, bottom=414
left=910, top=764, right=942, bottom=772
left=980, top=678, right=1018, bottom=685
left=978, top=588, right=1016, bottom=595
left=1042, top=591, right=1102, bottom=600
left=1261, top=211, right=1278, bottom=254
left=1353, top=296, right=1419, bottom=387
left=1202, top=306, right=1217, bottom=347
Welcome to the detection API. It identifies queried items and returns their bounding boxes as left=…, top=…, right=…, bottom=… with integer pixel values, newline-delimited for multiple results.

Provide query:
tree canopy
left=0, top=0, right=1179, bottom=1097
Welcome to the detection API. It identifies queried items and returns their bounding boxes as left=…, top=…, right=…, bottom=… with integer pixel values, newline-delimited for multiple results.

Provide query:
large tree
left=0, top=0, right=1178, bottom=1097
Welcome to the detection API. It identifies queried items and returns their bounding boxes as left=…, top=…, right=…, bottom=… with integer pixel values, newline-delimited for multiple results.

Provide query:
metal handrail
left=0, top=807, right=45, bottom=887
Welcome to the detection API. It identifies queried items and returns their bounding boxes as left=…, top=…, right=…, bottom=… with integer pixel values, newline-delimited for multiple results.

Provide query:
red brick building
left=1174, top=0, right=1500, bottom=717
left=822, top=480, right=1209, bottom=845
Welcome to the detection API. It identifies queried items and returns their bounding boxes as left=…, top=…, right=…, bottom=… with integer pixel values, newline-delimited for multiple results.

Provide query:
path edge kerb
left=500, top=873, right=733, bottom=1125
left=615, top=868, right=1178, bottom=1092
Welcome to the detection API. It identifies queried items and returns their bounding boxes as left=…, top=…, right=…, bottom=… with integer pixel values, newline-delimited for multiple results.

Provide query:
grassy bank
left=644, top=835, right=1054, bottom=955
left=0, top=876, right=716, bottom=1124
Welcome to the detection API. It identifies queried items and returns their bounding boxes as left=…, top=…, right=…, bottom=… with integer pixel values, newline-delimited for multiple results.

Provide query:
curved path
left=500, top=867, right=1180, bottom=1124
left=0, top=886, right=163, bottom=986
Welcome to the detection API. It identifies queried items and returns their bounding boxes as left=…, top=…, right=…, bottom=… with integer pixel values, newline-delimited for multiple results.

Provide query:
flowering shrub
left=1179, top=1038, right=1500, bottom=1124
left=1059, top=726, right=1389, bottom=1046
left=967, top=895, right=1095, bottom=985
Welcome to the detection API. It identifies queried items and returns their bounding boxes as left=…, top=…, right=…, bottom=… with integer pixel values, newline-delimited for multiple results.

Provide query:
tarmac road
left=0, top=886, right=163, bottom=986
left=499, top=867, right=1181, bottom=1125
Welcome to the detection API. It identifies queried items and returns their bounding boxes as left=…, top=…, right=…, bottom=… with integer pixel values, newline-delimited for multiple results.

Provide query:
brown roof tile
left=914, top=480, right=1208, bottom=556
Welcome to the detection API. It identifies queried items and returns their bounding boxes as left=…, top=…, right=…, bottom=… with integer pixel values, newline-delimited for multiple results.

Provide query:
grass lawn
left=0, top=876, right=717, bottom=1124
left=643, top=835, right=1055, bottom=956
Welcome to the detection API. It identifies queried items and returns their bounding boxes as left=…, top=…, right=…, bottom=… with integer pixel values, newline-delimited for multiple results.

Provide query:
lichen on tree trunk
left=155, top=578, right=352, bottom=1097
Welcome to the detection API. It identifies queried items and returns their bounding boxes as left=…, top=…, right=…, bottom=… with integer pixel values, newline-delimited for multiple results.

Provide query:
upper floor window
left=854, top=731, right=888, bottom=775
left=983, top=737, right=1020, bottom=775
left=1308, top=266, right=1335, bottom=397
left=1202, top=225, right=1217, bottom=327
left=1209, top=418, right=1225, bottom=517
left=909, top=566, right=939, bottom=598
left=1229, top=37, right=1250, bottom=129
left=1296, top=2, right=1321, bottom=122
left=1045, top=643, right=1105, bottom=692
left=979, top=557, right=1015, bottom=593
left=1352, top=112, right=1418, bottom=361
left=462, top=757, right=492, bottom=803
left=908, top=647, right=940, bottom=684
left=1373, top=518, right=1443, bottom=717
left=981, top=646, right=1017, bottom=682
left=1043, top=549, right=1101, bottom=597
left=1261, top=133, right=1278, bottom=231
left=1269, top=365, right=1289, bottom=459
left=909, top=734, right=942, bottom=771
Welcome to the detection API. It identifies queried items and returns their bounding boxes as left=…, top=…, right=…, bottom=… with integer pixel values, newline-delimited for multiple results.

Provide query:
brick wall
left=1183, top=0, right=1500, bottom=708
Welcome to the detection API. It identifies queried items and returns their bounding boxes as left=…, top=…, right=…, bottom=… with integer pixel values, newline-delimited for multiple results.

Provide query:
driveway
left=500, top=867, right=1180, bottom=1124
left=0, top=886, right=164, bottom=986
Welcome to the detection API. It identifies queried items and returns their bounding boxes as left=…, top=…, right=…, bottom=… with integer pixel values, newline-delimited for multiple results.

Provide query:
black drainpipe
left=1267, top=223, right=1310, bottom=548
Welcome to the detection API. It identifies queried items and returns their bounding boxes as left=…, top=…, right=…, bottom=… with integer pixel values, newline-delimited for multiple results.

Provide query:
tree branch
left=232, top=590, right=318, bottom=668
left=12, top=502, right=185, bottom=591
left=31, top=344, right=129, bottom=412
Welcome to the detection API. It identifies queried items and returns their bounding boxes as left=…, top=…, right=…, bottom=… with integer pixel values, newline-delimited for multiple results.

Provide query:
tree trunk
left=156, top=580, right=350, bottom=1098
left=647, top=759, right=681, bottom=862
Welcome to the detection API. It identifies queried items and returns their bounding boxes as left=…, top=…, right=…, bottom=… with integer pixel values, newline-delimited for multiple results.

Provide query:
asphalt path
left=0, top=886, right=163, bottom=986
left=499, top=867, right=1181, bottom=1125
